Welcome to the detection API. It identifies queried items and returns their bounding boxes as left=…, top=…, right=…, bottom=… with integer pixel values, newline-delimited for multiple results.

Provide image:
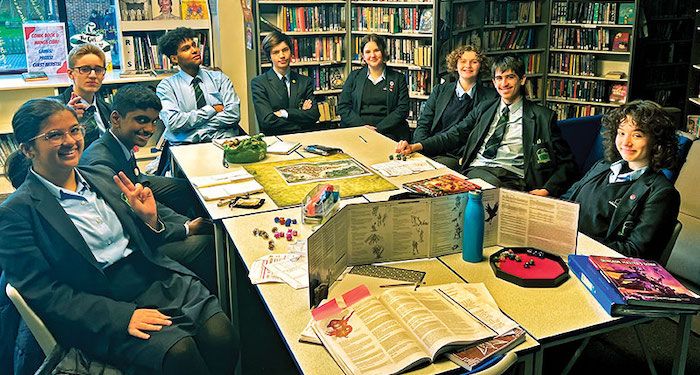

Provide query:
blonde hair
left=446, top=45, right=487, bottom=74
left=67, top=44, right=105, bottom=68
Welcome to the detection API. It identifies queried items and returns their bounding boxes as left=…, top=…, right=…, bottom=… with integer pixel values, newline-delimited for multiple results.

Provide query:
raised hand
left=67, top=92, right=88, bottom=119
left=113, top=171, right=158, bottom=228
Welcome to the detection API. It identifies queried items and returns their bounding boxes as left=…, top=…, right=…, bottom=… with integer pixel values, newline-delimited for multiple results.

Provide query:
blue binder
left=568, top=254, right=624, bottom=315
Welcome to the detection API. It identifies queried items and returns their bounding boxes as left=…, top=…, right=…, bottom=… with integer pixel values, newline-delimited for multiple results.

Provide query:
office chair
left=5, top=283, right=57, bottom=356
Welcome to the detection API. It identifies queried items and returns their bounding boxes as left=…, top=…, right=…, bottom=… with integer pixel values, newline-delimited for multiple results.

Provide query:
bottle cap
left=468, top=190, right=482, bottom=198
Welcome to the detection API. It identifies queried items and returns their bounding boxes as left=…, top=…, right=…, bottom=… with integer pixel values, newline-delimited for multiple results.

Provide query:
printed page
left=313, top=296, right=430, bottom=375
left=371, top=159, right=437, bottom=177
left=249, top=253, right=295, bottom=284
left=264, top=254, right=308, bottom=289
left=481, top=188, right=500, bottom=247
left=497, top=189, right=579, bottom=256
left=307, top=209, right=350, bottom=307
left=380, top=288, right=494, bottom=359
left=429, top=194, right=467, bottom=257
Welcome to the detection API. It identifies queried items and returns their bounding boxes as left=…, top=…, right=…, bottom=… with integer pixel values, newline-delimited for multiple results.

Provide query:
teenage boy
left=156, top=27, right=241, bottom=144
left=251, top=30, right=320, bottom=135
left=397, top=55, right=576, bottom=197
left=52, top=43, right=111, bottom=147
left=80, top=84, right=216, bottom=290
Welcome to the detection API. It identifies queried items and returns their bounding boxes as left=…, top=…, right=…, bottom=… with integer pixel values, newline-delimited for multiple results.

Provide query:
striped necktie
left=191, top=77, right=207, bottom=109
left=483, top=106, right=510, bottom=159
left=82, top=106, right=100, bottom=146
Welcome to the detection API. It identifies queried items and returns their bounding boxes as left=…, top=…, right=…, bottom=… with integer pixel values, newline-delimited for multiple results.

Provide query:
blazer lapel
left=266, top=69, right=289, bottom=107
left=353, top=67, right=367, bottom=114
left=522, top=102, right=536, bottom=175
left=26, top=174, right=102, bottom=269
left=289, top=71, right=299, bottom=108
left=606, top=173, right=654, bottom=238
left=433, top=82, right=457, bottom=131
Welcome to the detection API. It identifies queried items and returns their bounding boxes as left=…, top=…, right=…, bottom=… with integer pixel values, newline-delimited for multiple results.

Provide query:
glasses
left=28, top=125, right=85, bottom=146
left=73, top=65, right=106, bottom=76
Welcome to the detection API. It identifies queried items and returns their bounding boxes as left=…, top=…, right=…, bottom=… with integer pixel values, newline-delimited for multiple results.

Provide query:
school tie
left=81, top=106, right=100, bottom=146
left=482, top=106, right=510, bottom=159
left=191, top=77, right=207, bottom=109
left=280, top=76, right=290, bottom=106
left=128, top=151, right=140, bottom=179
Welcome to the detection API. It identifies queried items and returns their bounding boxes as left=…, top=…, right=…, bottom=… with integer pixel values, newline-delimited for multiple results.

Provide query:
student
left=251, top=30, right=320, bottom=135
left=562, top=100, right=680, bottom=260
left=408, top=45, right=497, bottom=170
left=80, top=84, right=216, bottom=289
left=0, top=99, right=237, bottom=374
left=397, top=54, right=576, bottom=197
left=337, top=34, right=410, bottom=142
left=156, top=27, right=241, bottom=144
left=51, top=43, right=111, bottom=147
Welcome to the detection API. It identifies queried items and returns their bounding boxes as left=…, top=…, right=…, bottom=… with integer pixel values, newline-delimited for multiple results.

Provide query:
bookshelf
left=685, top=7, right=700, bottom=128
left=115, top=0, right=214, bottom=73
left=544, top=0, right=639, bottom=119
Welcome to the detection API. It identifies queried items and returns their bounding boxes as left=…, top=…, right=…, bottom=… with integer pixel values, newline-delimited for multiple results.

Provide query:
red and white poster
left=23, top=22, right=68, bottom=74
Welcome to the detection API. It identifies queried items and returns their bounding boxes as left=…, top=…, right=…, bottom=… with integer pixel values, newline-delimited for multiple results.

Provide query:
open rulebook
left=311, top=283, right=519, bottom=375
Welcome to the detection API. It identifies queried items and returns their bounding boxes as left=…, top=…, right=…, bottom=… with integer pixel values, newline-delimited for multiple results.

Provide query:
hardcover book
left=687, top=115, right=700, bottom=137
left=589, top=256, right=700, bottom=311
left=612, top=32, right=630, bottom=52
left=21, top=71, right=48, bottom=81
left=608, top=83, right=627, bottom=104
left=617, top=3, right=635, bottom=25
left=181, top=0, right=208, bottom=20
left=402, top=174, right=481, bottom=197
left=446, top=327, right=526, bottom=371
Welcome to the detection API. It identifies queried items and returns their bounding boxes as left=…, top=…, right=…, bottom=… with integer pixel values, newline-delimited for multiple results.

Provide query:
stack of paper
left=248, top=252, right=308, bottom=289
left=198, top=180, right=264, bottom=201
left=371, top=159, right=439, bottom=177
left=190, top=170, right=254, bottom=188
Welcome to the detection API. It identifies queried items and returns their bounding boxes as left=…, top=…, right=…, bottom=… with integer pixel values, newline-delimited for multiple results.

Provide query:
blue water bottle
left=462, top=190, right=485, bottom=262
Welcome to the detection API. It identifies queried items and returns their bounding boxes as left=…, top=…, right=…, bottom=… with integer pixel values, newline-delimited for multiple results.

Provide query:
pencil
left=358, top=135, right=367, bottom=143
left=379, top=282, right=415, bottom=288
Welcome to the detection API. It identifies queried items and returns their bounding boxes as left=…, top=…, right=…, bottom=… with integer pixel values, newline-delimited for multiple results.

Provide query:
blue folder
left=568, top=254, right=625, bottom=316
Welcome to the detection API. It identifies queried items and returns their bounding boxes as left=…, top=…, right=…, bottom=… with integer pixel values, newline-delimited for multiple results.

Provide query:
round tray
left=489, top=247, right=570, bottom=288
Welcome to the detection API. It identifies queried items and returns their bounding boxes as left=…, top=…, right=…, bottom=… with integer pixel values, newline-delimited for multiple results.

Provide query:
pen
left=358, top=135, right=367, bottom=143
left=379, top=282, right=416, bottom=288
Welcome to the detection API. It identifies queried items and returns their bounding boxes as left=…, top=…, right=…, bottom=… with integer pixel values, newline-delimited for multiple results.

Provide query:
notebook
left=267, top=140, right=302, bottom=155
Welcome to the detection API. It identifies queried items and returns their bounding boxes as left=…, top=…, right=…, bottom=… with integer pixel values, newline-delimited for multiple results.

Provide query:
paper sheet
left=249, top=253, right=297, bottom=284
left=370, top=159, right=438, bottom=177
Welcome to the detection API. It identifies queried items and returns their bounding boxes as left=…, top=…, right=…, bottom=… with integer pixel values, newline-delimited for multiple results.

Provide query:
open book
left=311, top=283, right=518, bottom=375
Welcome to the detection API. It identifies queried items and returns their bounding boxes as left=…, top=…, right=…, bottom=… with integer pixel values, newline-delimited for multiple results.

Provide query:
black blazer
left=250, top=69, right=320, bottom=135
left=563, top=160, right=681, bottom=260
left=421, top=98, right=577, bottom=196
left=412, top=81, right=497, bottom=145
left=337, top=66, right=410, bottom=141
left=79, top=132, right=188, bottom=240
left=51, top=86, right=112, bottom=129
left=0, top=166, right=194, bottom=358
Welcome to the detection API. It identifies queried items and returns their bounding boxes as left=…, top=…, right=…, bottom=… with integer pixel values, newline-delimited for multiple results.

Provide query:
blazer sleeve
left=156, top=202, right=188, bottom=243
left=251, top=75, right=290, bottom=134
left=0, top=206, right=136, bottom=356
left=541, top=112, right=578, bottom=196
left=376, top=71, right=409, bottom=133
left=337, top=70, right=365, bottom=127
left=412, top=84, right=442, bottom=144
left=607, top=183, right=680, bottom=260
left=420, top=100, right=489, bottom=156
left=286, top=76, right=320, bottom=124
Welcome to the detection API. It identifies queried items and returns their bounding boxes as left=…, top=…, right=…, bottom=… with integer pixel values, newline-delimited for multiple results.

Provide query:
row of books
left=551, top=1, right=632, bottom=25
left=549, top=52, right=597, bottom=76
left=485, top=0, right=543, bottom=25
left=122, top=31, right=208, bottom=72
left=291, top=66, right=345, bottom=91
left=351, top=6, right=431, bottom=34
left=569, top=255, right=699, bottom=317
left=351, top=36, right=432, bottom=66
left=0, top=133, right=19, bottom=169
left=407, top=70, right=431, bottom=96
left=407, top=98, right=427, bottom=122
left=118, top=0, right=209, bottom=22
left=274, top=5, right=344, bottom=32
left=483, top=28, right=536, bottom=51
left=550, top=27, right=612, bottom=51
left=318, top=96, right=339, bottom=122
left=547, top=78, right=612, bottom=103
left=261, top=36, right=344, bottom=65
left=522, top=53, right=541, bottom=75
left=547, top=102, right=612, bottom=119
left=452, top=3, right=476, bottom=30
left=524, top=78, right=542, bottom=100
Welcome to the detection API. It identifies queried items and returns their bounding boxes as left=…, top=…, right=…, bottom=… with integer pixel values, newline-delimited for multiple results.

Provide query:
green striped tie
left=192, top=77, right=207, bottom=109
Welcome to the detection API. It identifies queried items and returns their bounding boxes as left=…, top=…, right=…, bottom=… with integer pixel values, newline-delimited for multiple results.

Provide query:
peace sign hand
left=113, top=172, right=158, bottom=228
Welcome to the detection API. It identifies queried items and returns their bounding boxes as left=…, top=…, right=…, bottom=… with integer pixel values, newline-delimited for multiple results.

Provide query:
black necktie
left=82, top=106, right=100, bottom=146
left=280, top=76, right=290, bottom=106
left=128, top=152, right=140, bottom=178
left=191, top=77, right=207, bottom=109
left=483, top=106, right=510, bottom=159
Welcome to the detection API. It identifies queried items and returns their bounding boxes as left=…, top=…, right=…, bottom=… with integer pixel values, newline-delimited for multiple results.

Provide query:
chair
left=5, top=283, right=57, bottom=356
left=658, top=220, right=683, bottom=267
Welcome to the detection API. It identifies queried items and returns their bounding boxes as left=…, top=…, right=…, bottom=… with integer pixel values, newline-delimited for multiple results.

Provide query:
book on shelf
left=604, top=70, right=626, bottom=79
left=612, top=32, right=630, bottom=52
left=617, top=3, right=636, bottom=25
left=446, top=327, right=526, bottom=371
left=686, top=115, right=700, bottom=137
left=181, top=0, right=208, bottom=20
left=311, top=283, right=519, bottom=375
left=608, top=83, right=627, bottom=104
left=402, top=174, right=481, bottom=197
left=151, top=0, right=181, bottom=20
left=589, top=256, right=700, bottom=310
left=21, top=71, right=48, bottom=81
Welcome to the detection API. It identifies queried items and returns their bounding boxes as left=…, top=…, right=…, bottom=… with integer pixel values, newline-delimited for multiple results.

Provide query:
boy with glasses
left=51, top=43, right=110, bottom=147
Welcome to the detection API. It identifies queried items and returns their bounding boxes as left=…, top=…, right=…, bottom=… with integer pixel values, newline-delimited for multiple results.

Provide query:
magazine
left=402, top=174, right=481, bottom=197
left=311, top=283, right=518, bottom=375
left=446, top=327, right=526, bottom=371
left=589, top=256, right=700, bottom=310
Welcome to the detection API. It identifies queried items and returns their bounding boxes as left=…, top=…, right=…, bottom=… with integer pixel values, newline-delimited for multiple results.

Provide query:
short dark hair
left=360, top=34, right=389, bottom=62
left=5, top=99, right=76, bottom=188
left=491, top=54, right=525, bottom=79
left=112, top=84, right=162, bottom=117
left=261, top=30, right=292, bottom=59
left=601, top=100, right=678, bottom=172
left=158, top=27, right=197, bottom=57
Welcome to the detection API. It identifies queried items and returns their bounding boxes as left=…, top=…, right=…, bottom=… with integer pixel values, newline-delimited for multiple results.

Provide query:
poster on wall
left=23, top=23, right=69, bottom=74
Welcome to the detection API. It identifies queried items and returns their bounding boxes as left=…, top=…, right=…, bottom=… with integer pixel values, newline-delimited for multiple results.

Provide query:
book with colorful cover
left=21, top=71, right=48, bottom=81
left=181, top=0, right=208, bottom=20
left=617, top=3, right=635, bottom=25
left=612, top=32, right=630, bottom=52
left=446, top=327, right=526, bottom=371
left=608, top=83, right=627, bottom=104
left=687, top=115, right=700, bottom=137
left=589, top=256, right=700, bottom=311
left=402, top=174, right=481, bottom=197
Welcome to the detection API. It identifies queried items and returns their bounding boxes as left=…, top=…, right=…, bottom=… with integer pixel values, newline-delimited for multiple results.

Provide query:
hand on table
left=364, top=125, right=377, bottom=132
left=128, top=309, right=172, bottom=339
left=113, top=171, right=158, bottom=228
left=395, top=140, right=421, bottom=156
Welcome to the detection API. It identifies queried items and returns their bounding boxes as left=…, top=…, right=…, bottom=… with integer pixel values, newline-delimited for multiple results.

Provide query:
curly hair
left=360, top=34, right=389, bottom=63
left=158, top=27, right=198, bottom=57
left=446, top=45, right=487, bottom=75
left=601, top=100, right=678, bottom=172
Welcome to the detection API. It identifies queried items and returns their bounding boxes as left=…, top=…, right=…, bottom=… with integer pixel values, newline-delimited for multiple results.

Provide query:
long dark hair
left=601, top=100, right=677, bottom=172
left=4, top=99, right=75, bottom=188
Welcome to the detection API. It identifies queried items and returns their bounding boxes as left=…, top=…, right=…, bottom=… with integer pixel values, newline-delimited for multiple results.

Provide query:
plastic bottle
left=462, top=190, right=485, bottom=262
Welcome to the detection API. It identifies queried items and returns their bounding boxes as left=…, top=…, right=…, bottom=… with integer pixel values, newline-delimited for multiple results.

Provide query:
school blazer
left=250, top=69, right=320, bottom=135
left=412, top=82, right=498, bottom=144
left=51, top=86, right=112, bottom=130
left=564, top=160, right=680, bottom=260
left=421, top=98, right=577, bottom=196
left=337, top=66, right=410, bottom=141
left=0, top=166, right=194, bottom=358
